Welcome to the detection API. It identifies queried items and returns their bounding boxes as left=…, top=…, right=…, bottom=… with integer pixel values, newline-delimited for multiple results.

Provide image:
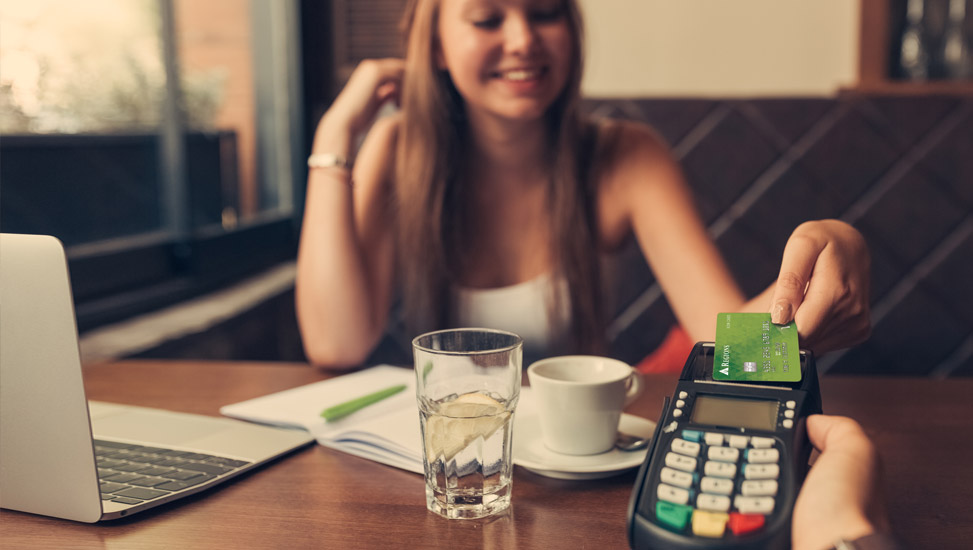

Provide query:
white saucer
left=513, top=413, right=656, bottom=480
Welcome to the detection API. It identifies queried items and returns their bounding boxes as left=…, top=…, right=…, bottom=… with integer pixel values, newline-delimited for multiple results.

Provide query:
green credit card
left=713, top=312, right=801, bottom=382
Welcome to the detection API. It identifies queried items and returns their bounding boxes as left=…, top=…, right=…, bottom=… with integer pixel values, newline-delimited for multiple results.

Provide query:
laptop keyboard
left=95, top=440, right=252, bottom=506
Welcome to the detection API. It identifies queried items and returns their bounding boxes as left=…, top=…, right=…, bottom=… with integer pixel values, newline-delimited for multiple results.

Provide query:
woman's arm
left=601, top=121, right=871, bottom=351
left=598, top=121, right=745, bottom=342
left=295, top=59, right=403, bottom=368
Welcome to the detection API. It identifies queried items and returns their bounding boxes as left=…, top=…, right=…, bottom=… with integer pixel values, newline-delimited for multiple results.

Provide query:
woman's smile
left=490, top=65, right=551, bottom=95
left=493, top=67, right=545, bottom=81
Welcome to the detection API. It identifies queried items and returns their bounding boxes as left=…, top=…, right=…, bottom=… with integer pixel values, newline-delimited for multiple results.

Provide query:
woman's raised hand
left=767, top=220, right=872, bottom=352
left=314, top=59, right=405, bottom=152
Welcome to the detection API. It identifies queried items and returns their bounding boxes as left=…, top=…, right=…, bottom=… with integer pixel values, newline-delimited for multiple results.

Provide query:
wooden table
left=1, top=360, right=970, bottom=549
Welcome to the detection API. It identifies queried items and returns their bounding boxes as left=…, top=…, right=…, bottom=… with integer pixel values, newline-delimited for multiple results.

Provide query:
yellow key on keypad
left=691, top=510, right=729, bottom=538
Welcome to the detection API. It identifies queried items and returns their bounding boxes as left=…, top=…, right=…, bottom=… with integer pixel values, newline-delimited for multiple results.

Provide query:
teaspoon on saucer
left=615, top=432, right=650, bottom=451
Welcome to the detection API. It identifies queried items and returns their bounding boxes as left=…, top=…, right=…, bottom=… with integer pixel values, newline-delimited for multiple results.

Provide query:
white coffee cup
left=526, top=355, right=643, bottom=456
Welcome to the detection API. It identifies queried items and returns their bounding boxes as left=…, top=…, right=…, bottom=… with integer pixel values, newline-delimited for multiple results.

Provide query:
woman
left=296, top=0, right=870, bottom=368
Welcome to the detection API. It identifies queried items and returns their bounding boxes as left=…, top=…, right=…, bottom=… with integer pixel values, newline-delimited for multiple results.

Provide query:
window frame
left=46, top=0, right=307, bottom=332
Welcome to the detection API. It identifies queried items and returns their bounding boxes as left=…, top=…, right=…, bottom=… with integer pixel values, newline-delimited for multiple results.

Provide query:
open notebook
left=221, top=365, right=425, bottom=473
left=220, top=366, right=659, bottom=481
left=0, top=233, right=314, bottom=522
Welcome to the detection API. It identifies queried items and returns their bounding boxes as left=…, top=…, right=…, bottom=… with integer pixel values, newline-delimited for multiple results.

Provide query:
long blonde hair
left=395, top=0, right=604, bottom=354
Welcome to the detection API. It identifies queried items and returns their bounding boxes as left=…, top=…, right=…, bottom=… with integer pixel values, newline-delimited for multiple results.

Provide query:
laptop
left=0, top=233, right=314, bottom=522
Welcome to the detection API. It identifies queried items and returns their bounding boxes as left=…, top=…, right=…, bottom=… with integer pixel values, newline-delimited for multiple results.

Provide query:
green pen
left=320, top=384, right=408, bottom=422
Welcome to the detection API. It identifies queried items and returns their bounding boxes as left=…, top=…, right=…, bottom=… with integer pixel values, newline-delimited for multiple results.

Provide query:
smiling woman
left=295, top=0, right=873, bottom=372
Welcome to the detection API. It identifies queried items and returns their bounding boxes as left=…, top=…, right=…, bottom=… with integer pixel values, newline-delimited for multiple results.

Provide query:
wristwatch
left=832, top=532, right=903, bottom=550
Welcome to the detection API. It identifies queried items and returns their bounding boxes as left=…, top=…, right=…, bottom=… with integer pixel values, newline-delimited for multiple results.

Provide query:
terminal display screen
left=690, top=394, right=779, bottom=431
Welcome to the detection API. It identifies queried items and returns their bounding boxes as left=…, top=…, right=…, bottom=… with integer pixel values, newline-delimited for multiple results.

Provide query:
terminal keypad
left=653, top=429, right=781, bottom=538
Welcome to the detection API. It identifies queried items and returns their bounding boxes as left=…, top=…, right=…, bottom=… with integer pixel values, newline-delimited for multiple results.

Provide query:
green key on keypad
left=656, top=501, right=693, bottom=531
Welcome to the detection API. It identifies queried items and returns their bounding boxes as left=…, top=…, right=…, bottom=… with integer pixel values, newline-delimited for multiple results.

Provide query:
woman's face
left=435, top=0, right=574, bottom=125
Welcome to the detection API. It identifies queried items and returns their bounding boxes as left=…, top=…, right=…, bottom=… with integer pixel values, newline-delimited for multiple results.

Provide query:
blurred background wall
left=578, top=0, right=860, bottom=97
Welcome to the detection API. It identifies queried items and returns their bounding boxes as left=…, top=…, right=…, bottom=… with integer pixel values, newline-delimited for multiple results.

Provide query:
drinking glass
left=413, top=328, right=522, bottom=519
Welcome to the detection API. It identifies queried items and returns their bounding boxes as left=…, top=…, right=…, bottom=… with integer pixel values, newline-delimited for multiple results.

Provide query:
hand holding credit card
left=714, top=312, right=801, bottom=382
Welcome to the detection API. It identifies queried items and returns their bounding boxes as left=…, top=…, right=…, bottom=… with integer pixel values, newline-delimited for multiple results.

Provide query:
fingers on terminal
left=807, top=415, right=875, bottom=458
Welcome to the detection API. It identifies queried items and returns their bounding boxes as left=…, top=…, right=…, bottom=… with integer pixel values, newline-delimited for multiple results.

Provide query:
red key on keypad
left=727, top=512, right=765, bottom=536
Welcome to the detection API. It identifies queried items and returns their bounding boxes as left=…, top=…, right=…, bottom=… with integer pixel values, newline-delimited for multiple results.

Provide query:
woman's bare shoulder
left=592, top=117, right=690, bottom=247
left=592, top=118, right=674, bottom=172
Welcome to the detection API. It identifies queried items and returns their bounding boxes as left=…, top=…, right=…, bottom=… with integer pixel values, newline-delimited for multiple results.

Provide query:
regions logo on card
left=714, top=312, right=801, bottom=382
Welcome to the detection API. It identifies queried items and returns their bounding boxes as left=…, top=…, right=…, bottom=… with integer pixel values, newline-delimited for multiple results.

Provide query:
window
left=0, top=0, right=304, bottom=330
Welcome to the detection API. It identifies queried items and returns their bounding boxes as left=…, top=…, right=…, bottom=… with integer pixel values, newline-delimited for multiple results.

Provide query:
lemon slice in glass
left=425, top=392, right=508, bottom=462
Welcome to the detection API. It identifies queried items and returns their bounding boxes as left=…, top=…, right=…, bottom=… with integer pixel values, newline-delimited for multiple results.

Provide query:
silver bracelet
left=307, top=153, right=352, bottom=170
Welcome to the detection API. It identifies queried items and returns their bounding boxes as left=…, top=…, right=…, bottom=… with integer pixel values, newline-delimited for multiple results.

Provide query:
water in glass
left=419, top=390, right=514, bottom=519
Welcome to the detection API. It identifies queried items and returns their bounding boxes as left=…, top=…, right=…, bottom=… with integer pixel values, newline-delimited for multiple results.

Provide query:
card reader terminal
left=628, top=342, right=821, bottom=549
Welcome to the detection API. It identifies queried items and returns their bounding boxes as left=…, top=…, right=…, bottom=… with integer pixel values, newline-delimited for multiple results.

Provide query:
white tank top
left=452, top=273, right=571, bottom=360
